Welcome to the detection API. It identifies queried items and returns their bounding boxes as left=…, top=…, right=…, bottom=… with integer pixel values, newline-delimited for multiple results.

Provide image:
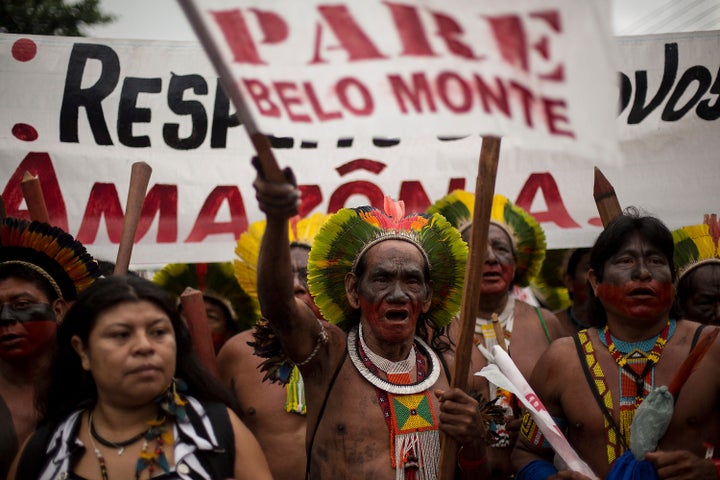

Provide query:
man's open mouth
left=629, top=287, right=655, bottom=296
left=386, top=310, right=409, bottom=321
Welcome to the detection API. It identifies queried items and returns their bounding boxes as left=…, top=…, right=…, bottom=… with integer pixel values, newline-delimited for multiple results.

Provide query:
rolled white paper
left=477, top=346, right=598, bottom=479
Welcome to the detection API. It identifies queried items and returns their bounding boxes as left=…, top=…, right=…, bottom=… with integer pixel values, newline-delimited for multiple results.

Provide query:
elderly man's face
left=351, top=240, right=431, bottom=344
left=479, top=223, right=516, bottom=295
left=683, top=263, right=720, bottom=325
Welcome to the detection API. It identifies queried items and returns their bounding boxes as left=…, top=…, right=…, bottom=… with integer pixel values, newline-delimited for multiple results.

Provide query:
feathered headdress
left=427, top=190, right=546, bottom=287
left=152, top=262, right=257, bottom=332
left=0, top=217, right=100, bottom=300
left=529, top=248, right=573, bottom=312
left=308, top=197, right=467, bottom=328
left=672, top=214, right=720, bottom=282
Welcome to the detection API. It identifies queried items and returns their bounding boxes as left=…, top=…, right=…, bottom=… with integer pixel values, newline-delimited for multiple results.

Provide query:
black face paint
left=0, top=302, right=55, bottom=325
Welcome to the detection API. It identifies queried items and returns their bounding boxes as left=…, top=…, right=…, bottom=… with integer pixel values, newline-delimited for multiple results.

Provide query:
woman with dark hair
left=9, top=275, right=272, bottom=480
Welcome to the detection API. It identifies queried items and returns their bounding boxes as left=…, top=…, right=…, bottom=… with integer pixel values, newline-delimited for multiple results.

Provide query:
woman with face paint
left=513, top=209, right=720, bottom=480
left=0, top=218, right=101, bottom=480
left=9, top=275, right=272, bottom=480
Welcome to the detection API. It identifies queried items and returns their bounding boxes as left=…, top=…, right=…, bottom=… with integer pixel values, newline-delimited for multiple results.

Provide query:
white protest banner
left=1, top=30, right=718, bottom=265
left=179, top=0, right=619, bottom=164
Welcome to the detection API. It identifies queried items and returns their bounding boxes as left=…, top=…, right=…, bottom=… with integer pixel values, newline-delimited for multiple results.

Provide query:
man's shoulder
left=217, top=329, right=256, bottom=359
left=539, top=334, right=581, bottom=364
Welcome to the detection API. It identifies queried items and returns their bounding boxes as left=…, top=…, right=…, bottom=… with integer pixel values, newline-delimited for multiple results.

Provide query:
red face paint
left=0, top=314, right=56, bottom=360
left=359, top=295, right=420, bottom=344
left=596, top=281, right=674, bottom=320
left=355, top=241, right=429, bottom=345
left=480, top=224, right=516, bottom=295
left=0, top=279, right=58, bottom=361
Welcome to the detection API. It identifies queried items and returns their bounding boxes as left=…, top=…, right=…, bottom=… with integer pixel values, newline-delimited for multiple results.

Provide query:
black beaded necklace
left=88, top=412, right=148, bottom=455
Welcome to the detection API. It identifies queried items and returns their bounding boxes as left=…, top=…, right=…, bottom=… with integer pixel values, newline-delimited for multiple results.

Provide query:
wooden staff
left=20, top=171, right=50, bottom=223
left=180, top=287, right=219, bottom=376
left=668, top=327, right=719, bottom=398
left=438, top=136, right=501, bottom=480
left=593, top=167, right=622, bottom=227
left=177, top=0, right=285, bottom=183
left=114, top=162, right=152, bottom=276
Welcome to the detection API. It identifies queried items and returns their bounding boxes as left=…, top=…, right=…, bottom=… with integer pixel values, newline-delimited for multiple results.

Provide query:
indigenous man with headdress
left=153, top=262, right=256, bottom=353
left=253, top=162, right=491, bottom=479
left=512, top=210, right=720, bottom=479
left=0, top=217, right=100, bottom=479
left=216, top=213, right=329, bottom=480
left=671, top=214, right=720, bottom=325
left=428, top=190, right=564, bottom=478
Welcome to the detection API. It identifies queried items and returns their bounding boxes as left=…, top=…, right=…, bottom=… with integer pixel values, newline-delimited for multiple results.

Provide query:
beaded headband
left=308, top=197, right=467, bottom=328
left=0, top=218, right=101, bottom=300
left=427, top=190, right=546, bottom=287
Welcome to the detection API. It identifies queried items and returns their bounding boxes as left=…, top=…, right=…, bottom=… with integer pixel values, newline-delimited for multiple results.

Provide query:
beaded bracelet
left=457, top=445, right=487, bottom=472
left=295, top=318, right=328, bottom=366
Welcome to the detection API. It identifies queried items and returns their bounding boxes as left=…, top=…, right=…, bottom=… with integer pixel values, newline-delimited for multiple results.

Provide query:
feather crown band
left=0, top=217, right=100, bottom=300
left=234, top=212, right=331, bottom=316
left=308, top=197, right=467, bottom=328
left=427, top=190, right=546, bottom=287
left=152, top=262, right=257, bottom=332
left=672, top=214, right=720, bottom=282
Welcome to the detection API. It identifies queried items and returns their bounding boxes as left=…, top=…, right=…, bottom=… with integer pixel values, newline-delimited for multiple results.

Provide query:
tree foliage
left=1, top=0, right=115, bottom=36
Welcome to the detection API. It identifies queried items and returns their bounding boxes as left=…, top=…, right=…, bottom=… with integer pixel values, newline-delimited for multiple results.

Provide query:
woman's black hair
left=587, top=208, right=675, bottom=327
left=37, top=275, right=237, bottom=424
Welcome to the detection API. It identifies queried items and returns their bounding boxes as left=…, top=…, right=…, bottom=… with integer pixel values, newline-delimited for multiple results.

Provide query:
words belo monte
left=211, top=4, right=576, bottom=137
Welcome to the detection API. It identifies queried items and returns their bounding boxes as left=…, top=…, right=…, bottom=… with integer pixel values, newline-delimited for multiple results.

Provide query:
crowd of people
left=1, top=159, right=719, bottom=479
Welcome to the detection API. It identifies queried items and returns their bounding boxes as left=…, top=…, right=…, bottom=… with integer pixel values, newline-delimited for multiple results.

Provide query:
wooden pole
left=180, top=287, right=219, bottom=376
left=668, top=327, right=719, bottom=398
left=20, top=171, right=50, bottom=224
left=114, top=162, right=152, bottom=276
left=438, top=136, right=501, bottom=480
left=593, top=167, right=622, bottom=227
left=177, top=0, right=285, bottom=183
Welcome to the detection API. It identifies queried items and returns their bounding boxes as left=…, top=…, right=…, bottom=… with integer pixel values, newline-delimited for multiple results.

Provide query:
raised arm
left=253, top=158, right=323, bottom=363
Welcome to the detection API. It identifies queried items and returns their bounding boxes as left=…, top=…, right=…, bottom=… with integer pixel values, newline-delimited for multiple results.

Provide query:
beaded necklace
left=600, top=319, right=675, bottom=403
left=87, top=412, right=172, bottom=480
left=87, top=419, right=110, bottom=480
left=351, top=325, right=440, bottom=479
left=89, top=412, right=147, bottom=455
left=597, top=319, right=676, bottom=460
